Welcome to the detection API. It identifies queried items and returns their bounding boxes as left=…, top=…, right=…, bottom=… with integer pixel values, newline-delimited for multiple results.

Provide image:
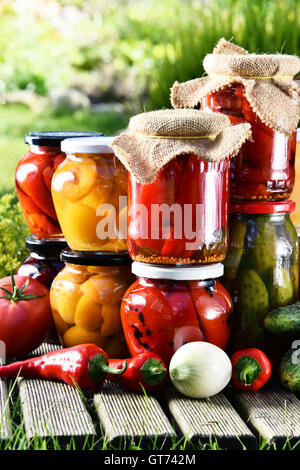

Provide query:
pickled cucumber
left=264, top=302, right=300, bottom=340
left=239, top=269, right=269, bottom=343
left=246, top=217, right=276, bottom=283
left=224, top=216, right=247, bottom=281
left=280, top=343, right=300, bottom=392
left=269, top=266, right=294, bottom=309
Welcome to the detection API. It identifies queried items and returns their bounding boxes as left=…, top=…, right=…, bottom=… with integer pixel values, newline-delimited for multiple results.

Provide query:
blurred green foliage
left=1, top=0, right=298, bottom=109
left=0, top=190, right=29, bottom=278
left=0, top=104, right=130, bottom=194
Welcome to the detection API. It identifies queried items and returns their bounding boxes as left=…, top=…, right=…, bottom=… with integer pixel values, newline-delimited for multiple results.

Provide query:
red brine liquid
left=16, top=145, right=64, bottom=238
left=201, top=84, right=296, bottom=201
left=127, top=153, right=230, bottom=264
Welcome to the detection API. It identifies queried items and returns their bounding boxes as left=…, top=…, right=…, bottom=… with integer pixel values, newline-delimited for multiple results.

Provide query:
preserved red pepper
left=16, top=131, right=102, bottom=239
left=121, top=262, right=232, bottom=365
left=201, top=84, right=296, bottom=202
left=128, top=154, right=230, bottom=265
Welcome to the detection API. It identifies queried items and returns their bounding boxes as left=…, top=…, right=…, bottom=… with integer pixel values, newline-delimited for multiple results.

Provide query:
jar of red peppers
left=171, top=39, right=300, bottom=202
left=17, top=235, right=67, bottom=289
left=201, top=84, right=297, bottom=201
left=112, top=109, right=251, bottom=265
left=50, top=250, right=134, bottom=357
left=16, top=131, right=102, bottom=238
left=223, top=200, right=299, bottom=362
left=121, top=262, right=233, bottom=365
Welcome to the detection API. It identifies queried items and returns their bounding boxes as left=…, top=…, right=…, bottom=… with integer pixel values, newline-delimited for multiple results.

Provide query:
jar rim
left=25, top=131, right=103, bottom=147
left=25, top=235, right=68, bottom=254
left=131, top=261, right=224, bottom=280
left=60, top=249, right=132, bottom=266
left=229, top=200, right=295, bottom=215
left=61, top=136, right=114, bottom=154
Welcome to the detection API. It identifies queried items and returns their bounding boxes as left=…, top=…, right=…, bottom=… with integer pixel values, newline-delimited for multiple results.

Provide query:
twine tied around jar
left=112, top=109, right=251, bottom=184
left=171, top=38, right=300, bottom=137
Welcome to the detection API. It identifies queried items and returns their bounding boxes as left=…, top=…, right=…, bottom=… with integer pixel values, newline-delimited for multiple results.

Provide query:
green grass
left=149, top=0, right=300, bottom=109
left=1, top=378, right=299, bottom=450
left=0, top=104, right=131, bottom=195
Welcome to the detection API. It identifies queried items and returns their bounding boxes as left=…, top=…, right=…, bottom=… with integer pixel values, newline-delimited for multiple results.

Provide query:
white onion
left=169, top=342, right=232, bottom=398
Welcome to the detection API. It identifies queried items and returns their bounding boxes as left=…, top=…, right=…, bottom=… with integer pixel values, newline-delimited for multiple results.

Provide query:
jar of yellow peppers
left=51, top=137, right=128, bottom=252
left=50, top=250, right=134, bottom=358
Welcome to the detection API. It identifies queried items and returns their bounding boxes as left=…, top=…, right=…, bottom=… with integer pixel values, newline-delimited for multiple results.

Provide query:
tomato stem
left=0, top=271, right=45, bottom=303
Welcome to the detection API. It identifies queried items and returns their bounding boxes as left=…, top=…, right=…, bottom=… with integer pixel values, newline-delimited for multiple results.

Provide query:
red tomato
left=0, top=274, right=53, bottom=358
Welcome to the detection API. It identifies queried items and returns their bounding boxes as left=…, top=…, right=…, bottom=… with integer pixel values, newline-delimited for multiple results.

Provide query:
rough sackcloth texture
left=171, top=38, right=300, bottom=137
left=112, top=108, right=251, bottom=184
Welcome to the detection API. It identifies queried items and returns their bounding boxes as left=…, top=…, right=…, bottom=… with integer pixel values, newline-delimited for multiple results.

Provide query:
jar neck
left=29, top=144, right=61, bottom=154
left=138, top=276, right=216, bottom=287
left=232, top=212, right=290, bottom=222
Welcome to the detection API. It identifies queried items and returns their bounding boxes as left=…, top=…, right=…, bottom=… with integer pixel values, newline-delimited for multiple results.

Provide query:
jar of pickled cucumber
left=51, top=137, right=128, bottom=252
left=223, top=200, right=299, bottom=361
left=50, top=250, right=134, bottom=358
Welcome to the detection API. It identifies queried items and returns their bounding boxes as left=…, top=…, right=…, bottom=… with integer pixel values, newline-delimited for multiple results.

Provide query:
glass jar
left=121, top=262, right=232, bottom=365
left=291, top=129, right=300, bottom=229
left=50, top=250, right=134, bottom=357
left=52, top=137, right=128, bottom=252
left=201, top=84, right=296, bottom=201
left=128, top=153, right=230, bottom=265
left=18, top=235, right=67, bottom=289
left=223, top=200, right=299, bottom=361
left=16, top=131, right=102, bottom=238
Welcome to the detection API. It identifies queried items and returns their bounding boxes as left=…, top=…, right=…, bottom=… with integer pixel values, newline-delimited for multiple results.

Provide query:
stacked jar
left=111, top=108, right=252, bottom=364
left=16, top=131, right=103, bottom=286
left=171, top=38, right=300, bottom=360
left=49, top=136, right=132, bottom=357
left=15, top=131, right=103, bottom=342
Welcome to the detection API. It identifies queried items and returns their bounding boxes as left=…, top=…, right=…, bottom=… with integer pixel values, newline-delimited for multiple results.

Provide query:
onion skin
left=169, top=341, right=232, bottom=398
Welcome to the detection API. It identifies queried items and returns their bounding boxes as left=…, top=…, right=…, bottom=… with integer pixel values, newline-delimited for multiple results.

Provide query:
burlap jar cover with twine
left=111, top=109, right=251, bottom=185
left=171, top=38, right=300, bottom=137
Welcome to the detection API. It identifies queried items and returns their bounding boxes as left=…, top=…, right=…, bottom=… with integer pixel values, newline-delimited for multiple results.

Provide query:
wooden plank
left=163, top=386, right=256, bottom=449
left=0, top=378, right=12, bottom=441
left=18, top=342, right=96, bottom=440
left=231, top=381, right=300, bottom=447
left=94, top=381, right=176, bottom=448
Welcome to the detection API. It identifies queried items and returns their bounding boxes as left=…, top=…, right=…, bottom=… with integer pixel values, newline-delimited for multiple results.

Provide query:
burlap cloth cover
left=111, top=109, right=251, bottom=184
left=171, top=38, right=300, bottom=137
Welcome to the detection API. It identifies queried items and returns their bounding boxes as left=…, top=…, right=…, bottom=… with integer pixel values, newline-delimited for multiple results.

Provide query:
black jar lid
left=60, top=249, right=132, bottom=266
left=25, top=235, right=68, bottom=256
left=25, top=131, right=103, bottom=147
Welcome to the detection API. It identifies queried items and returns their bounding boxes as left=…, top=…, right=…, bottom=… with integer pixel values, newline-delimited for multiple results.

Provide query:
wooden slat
left=0, top=378, right=12, bottom=440
left=18, top=343, right=96, bottom=440
left=231, top=381, right=300, bottom=447
left=163, top=386, right=256, bottom=449
left=94, top=381, right=176, bottom=448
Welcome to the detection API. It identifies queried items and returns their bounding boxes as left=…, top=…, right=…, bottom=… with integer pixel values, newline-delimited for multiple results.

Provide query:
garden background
left=1, top=0, right=300, bottom=275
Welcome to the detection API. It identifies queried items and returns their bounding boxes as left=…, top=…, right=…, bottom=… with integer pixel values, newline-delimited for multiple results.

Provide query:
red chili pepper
left=161, top=154, right=200, bottom=258
left=106, top=352, right=168, bottom=393
left=0, top=344, right=127, bottom=390
left=128, top=157, right=185, bottom=256
left=230, top=348, right=271, bottom=391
